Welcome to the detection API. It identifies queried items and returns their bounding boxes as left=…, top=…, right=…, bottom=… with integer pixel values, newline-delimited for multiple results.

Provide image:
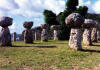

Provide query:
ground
left=0, top=40, right=100, bottom=70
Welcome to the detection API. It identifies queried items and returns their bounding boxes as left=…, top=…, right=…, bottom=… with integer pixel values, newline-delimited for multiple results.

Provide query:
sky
left=0, top=0, right=100, bottom=34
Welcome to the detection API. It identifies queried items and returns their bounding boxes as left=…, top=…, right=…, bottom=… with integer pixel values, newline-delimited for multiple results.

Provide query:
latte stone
left=23, top=21, right=33, bottom=43
left=41, top=24, right=49, bottom=42
left=65, top=13, right=84, bottom=50
left=0, top=17, right=13, bottom=46
left=82, top=19, right=96, bottom=46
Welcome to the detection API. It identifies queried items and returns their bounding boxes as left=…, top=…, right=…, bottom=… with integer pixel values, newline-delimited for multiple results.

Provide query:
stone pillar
left=41, top=29, right=48, bottom=42
left=41, top=24, right=49, bottom=42
left=82, top=19, right=96, bottom=46
left=83, top=29, right=92, bottom=46
left=97, top=30, right=100, bottom=40
left=65, top=13, right=84, bottom=50
left=54, top=30, right=58, bottom=40
left=31, top=29, right=35, bottom=41
left=69, top=28, right=82, bottom=50
left=35, top=31, right=37, bottom=40
left=0, top=17, right=13, bottom=46
left=23, top=22, right=33, bottom=43
left=35, top=30, right=40, bottom=40
left=91, top=28, right=97, bottom=42
left=34, top=26, right=42, bottom=40
left=51, top=25, right=60, bottom=40
left=13, top=32, right=16, bottom=42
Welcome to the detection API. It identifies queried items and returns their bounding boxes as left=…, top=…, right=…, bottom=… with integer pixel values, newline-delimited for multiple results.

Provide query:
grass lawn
left=0, top=40, right=100, bottom=70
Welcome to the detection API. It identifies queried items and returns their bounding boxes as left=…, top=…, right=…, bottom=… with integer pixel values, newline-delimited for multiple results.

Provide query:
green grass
left=0, top=40, right=100, bottom=70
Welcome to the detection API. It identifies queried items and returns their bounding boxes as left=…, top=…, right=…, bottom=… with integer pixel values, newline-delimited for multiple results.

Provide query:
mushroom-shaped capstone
left=0, top=16, right=13, bottom=46
left=23, top=21, right=33, bottom=43
left=0, top=17, right=12, bottom=27
left=23, top=22, right=33, bottom=29
left=41, top=24, right=49, bottom=42
left=65, top=13, right=84, bottom=50
left=65, top=13, right=84, bottom=28
left=51, top=25, right=60, bottom=40
left=82, top=19, right=96, bottom=46
left=91, top=21, right=98, bottom=42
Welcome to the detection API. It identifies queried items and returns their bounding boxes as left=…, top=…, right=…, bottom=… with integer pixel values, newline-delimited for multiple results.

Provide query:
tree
left=77, top=6, right=88, bottom=17
left=66, top=0, right=78, bottom=13
left=58, top=10, right=71, bottom=40
left=58, top=0, right=88, bottom=40
left=58, top=0, right=79, bottom=40
left=43, top=10, right=59, bottom=26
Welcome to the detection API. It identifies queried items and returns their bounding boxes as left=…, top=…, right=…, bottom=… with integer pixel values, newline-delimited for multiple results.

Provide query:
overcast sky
left=0, top=0, right=99, bottom=34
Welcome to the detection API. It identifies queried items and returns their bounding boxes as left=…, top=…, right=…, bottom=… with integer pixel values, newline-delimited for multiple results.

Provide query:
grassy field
left=0, top=40, right=100, bottom=70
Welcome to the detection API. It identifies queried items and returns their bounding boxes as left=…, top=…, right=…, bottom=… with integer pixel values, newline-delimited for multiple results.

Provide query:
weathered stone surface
left=20, top=25, right=53, bottom=41
left=54, top=30, right=59, bottom=40
left=23, top=21, right=33, bottom=43
left=23, top=22, right=33, bottom=29
left=96, top=23, right=100, bottom=30
left=41, top=24, right=49, bottom=42
left=13, top=32, right=16, bottom=42
left=51, top=25, right=60, bottom=30
left=82, top=19, right=96, bottom=46
left=24, top=29, right=33, bottom=43
left=0, top=16, right=12, bottom=46
left=31, top=29, right=35, bottom=41
left=97, top=30, right=100, bottom=40
left=82, top=19, right=96, bottom=28
left=0, top=27, right=12, bottom=46
left=34, top=26, right=42, bottom=40
left=65, top=13, right=84, bottom=28
left=41, top=29, right=48, bottom=42
left=65, top=13, right=84, bottom=50
left=83, top=29, right=92, bottom=46
left=96, top=23, right=100, bottom=41
left=69, top=28, right=82, bottom=50
left=91, top=28, right=97, bottom=42
left=0, top=17, right=13, bottom=27
left=41, top=24, right=49, bottom=29
left=51, top=25, right=60, bottom=40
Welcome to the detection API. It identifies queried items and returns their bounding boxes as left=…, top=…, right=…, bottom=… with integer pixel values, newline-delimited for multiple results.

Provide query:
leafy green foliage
left=77, top=6, right=88, bottom=17
left=43, top=10, right=59, bottom=26
left=66, top=0, right=78, bottom=13
left=57, top=10, right=71, bottom=40
left=57, top=0, right=88, bottom=40
left=43, top=0, right=88, bottom=40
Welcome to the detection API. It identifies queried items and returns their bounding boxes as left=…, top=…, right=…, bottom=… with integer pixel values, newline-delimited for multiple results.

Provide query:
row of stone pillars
left=23, top=23, right=61, bottom=44
left=65, top=13, right=100, bottom=50
left=0, top=16, right=60, bottom=46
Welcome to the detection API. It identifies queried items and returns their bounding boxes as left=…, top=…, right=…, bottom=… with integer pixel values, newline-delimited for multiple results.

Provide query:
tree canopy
left=43, top=10, right=59, bottom=26
left=43, top=0, right=88, bottom=40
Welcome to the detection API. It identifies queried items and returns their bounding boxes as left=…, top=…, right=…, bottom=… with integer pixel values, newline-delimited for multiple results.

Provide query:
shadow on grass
left=11, top=45, right=56, bottom=48
left=45, top=42, right=68, bottom=44
left=81, top=49, right=100, bottom=53
left=92, top=44, right=100, bottom=47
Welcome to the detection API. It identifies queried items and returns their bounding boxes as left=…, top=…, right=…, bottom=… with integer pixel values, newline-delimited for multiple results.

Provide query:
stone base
left=13, top=32, right=16, bottom=42
left=69, top=28, right=82, bottom=50
left=24, top=29, right=33, bottom=43
left=0, top=27, right=12, bottom=46
left=54, top=37, right=58, bottom=40
left=97, top=31, right=100, bottom=40
left=41, top=29, right=48, bottom=42
left=54, top=30, right=59, bottom=40
left=91, top=28, right=97, bottom=42
left=83, top=29, right=92, bottom=46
